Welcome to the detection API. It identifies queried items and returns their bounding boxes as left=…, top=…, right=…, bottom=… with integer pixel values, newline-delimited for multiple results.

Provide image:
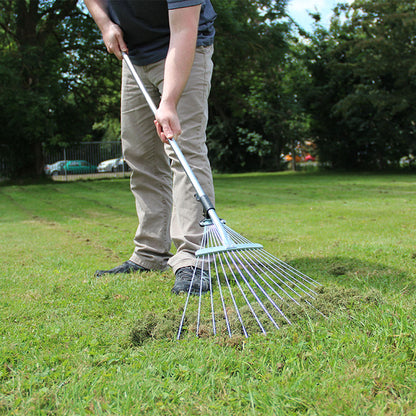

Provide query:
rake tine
left=177, top=268, right=199, bottom=340
left=205, top=228, right=216, bottom=336
left=212, top=223, right=315, bottom=303
left=212, top=228, right=248, bottom=338
left=206, top=225, right=237, bottom=337
left=226, top=249, right=282, bottom=330
left=239, top=248, right=312, bottom=303
left=235, top=247, right=327, bottom=318
left=207, top=253, right=217, bottom=336
left=228, top=249, right=292, bottom=325
left=253, top=249, right=318, bottom=299
left=212, top=253, right=232, bottom=337
left=220, top=250, right=267, bottom=335
left=176, top=277, right=193, bottom=340
left=209, top=228, right=249, bottom=337
left=236, top=241, right=317, bottom=294
left=302, top=298, right=328, bottom=318
left=270, top=255, right=321, bottom=286
left=235, top=248, right=298, bottom=302
left=224, top=224, right=319, bottom=285
left=196, top=259, right=205, bottom=337
left=218, top=252, right=249, bottom=337
left=196, top=229, right=217, bottom=337
left=177, top=227, right=210, bottom=340
left=256, top=247, right=320, bottom=289
left=208, top=228, right=235, bottom=337
left=217, top=226, right=320, bottom=321
left=227, top=230, right=321, bottom=287
left=222, top=226, right=317, bottom=292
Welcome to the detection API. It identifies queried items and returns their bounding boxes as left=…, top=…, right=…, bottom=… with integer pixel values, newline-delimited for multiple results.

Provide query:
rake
left=123, top=53, right=324, bottom=340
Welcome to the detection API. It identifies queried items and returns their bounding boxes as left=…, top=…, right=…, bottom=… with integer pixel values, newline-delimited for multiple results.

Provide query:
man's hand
left=154, top=101, right=182, bottom=144
left=84, top=0, right=127, bottom=59
left=102, top=21, right=128, bottom=60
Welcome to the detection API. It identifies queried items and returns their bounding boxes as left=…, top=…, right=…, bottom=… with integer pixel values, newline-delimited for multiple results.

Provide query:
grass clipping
left=130, top=285, right=382, bottom=346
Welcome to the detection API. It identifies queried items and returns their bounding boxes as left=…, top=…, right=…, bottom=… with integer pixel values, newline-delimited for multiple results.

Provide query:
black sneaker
left=95, top=260, right=149, bottom=277
left=171, top=266, right=210, bottom=295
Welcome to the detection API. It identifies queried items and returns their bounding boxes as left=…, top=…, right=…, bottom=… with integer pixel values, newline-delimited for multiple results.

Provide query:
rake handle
left=122, top=52, right=234, bottom=248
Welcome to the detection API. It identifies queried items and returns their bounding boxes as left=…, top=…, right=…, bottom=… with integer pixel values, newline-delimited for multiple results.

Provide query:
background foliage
left=0, top=0, right=119, bottom=176
left=1, top=0, right=416, bottom=177
left=301, top=0, right=416, bottom=169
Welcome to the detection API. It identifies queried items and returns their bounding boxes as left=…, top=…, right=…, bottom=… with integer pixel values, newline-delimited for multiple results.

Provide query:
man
left=84, top=0, right=216, bottom=294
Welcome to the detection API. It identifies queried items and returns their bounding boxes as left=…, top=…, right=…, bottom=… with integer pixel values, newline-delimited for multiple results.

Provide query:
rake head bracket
left=196, top=243, right=263, bottom=257
left=199, top=218, right=226, bottom=227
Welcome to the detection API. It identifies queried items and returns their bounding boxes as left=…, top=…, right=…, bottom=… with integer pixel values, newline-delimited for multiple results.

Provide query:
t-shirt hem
left=129, top=39, right=214, bottom=66
left=167, top=0, right=204, bottom=10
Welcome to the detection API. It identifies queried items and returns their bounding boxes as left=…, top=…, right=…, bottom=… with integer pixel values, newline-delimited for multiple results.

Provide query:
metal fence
left=0, top=144, right=11, bottom=179
left=43, top=141, right=130, bottom=181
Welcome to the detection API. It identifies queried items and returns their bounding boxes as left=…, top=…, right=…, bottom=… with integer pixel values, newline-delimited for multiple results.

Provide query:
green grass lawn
left=1, top=172, right=415, bottom=415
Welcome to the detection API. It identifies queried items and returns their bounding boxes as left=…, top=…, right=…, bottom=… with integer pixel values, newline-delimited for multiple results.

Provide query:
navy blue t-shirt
left=108, top=0, right=216, bottom=65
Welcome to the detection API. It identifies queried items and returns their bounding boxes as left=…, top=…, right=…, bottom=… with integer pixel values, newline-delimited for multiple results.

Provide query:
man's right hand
left=84, top=0, right=128, bottom=60
left=102, top=22, right=128, bottom=60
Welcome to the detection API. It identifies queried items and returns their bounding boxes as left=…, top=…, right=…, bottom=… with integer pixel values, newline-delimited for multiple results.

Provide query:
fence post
left=64, top=148, right=67, bottom=182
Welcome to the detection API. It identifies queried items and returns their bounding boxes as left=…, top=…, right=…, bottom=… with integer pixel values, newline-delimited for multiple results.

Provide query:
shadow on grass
left=290, top=256, right=414, bottom=294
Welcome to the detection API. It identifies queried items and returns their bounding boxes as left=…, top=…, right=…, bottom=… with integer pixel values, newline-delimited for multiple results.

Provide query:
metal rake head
left=176, top=220, right=325, bottom=340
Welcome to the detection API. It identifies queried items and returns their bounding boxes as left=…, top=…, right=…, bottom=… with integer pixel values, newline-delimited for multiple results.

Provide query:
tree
left=0, top=0, right=120, bottom=177
left=208, top=0, right=293, bottom=172
left=301, top=0, right=416, bottom=169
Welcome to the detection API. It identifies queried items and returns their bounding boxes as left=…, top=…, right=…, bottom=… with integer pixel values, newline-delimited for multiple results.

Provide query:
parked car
left=44, top=160, right=66, bottom=176
left=97, top=157, right=129, bottom=172
left=62, top=160, right=97, bottom=174
left=46, top=160, right=97, bottom=175
left=400, top=154, right=415, bottom=168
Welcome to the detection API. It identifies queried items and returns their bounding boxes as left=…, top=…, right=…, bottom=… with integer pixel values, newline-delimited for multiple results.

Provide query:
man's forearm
left=84, top=0, right=111, bottom=33
left=154, top=5, right=201, bottom=142
left=161, top=6, right=201, bottom=109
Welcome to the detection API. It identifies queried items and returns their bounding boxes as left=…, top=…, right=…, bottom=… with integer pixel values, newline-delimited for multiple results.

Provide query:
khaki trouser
left=121, top=45, right=215, bottom=273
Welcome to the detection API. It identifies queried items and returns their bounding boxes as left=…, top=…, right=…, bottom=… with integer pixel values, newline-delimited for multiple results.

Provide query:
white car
left=97, top=157, right=128, bottom=173
left=44, top=160, right=66, bottom=176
